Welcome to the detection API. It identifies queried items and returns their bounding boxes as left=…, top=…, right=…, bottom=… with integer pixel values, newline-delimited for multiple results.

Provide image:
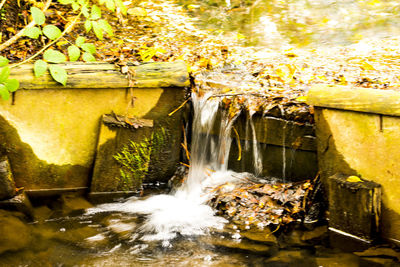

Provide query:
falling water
left=249, top=113, right=263, bottom=176
left=86, top=91, right=263, bottom=245
left=282, top=121, right=288, bottom=182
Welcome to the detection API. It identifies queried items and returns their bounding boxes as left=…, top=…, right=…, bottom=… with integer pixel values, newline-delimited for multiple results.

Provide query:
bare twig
left=0, top=0, right=7, bottom=11
left=0, top=0, right=52, bottom=52
left=168, top=98, right=190, bottom=116
left=207, top=93, right=267, bottom=100
left=10, top=10, right=82, bottom=69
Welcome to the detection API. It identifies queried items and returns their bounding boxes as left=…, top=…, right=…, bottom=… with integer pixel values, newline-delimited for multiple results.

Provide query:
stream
left=0, top=91, right=397, bottom=266
left=1, top=0, right=400, bottom=265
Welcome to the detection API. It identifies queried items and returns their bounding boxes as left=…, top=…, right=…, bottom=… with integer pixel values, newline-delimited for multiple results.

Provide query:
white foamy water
left=86, top=91, right=260, bottom=243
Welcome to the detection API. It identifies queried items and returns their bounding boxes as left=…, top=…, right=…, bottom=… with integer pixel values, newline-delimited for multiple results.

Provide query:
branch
left=10, top=10, right=82, bottom=69
left=0, top=0, right=52, bottom=52
left=0, top=0, right=7, bottom=11
left=207, top=93, right=267, bottom=100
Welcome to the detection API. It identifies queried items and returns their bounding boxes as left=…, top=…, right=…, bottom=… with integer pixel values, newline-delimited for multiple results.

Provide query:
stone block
left=0, top=155, right=16, bottom=200
left=90, top=114, right=154, bottom=193
left=328, top=173, right=381, bottom=245
left=0, top=191, right=34, bottom=220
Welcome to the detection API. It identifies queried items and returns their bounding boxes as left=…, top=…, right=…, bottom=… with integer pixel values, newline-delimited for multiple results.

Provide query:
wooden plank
left=10, top=61, right=189, bottom=90
left=307, top=84, right=400, bottom=117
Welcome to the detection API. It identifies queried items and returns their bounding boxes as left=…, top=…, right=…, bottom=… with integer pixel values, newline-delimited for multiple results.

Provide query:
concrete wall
left=0, top=62, right=188, bottom=192
left=308, top=84, right=400, bottom=243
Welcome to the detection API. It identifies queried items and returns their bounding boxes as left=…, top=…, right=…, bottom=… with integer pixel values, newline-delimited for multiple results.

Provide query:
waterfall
left=86, top=91, right=262, bottom=245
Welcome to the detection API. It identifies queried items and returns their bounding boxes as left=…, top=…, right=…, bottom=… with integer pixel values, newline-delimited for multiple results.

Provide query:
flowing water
left=85, top=91, right=262, bottom=244
left=0, top=92, right=397, bottom=266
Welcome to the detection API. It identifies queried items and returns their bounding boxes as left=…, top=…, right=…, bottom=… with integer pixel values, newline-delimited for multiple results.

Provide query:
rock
left=0, top=156, right=16, bottom=200
left=203, top=236, right=277, bottom=256
left=33, top=205, right=53, bottom=222
left=301, top=225, right=328, bottom=243
left=60, top=194, right=93, bottom=215
left=51, top=226, right=101, bottom=245
left=0, top=210, right=32, bottom=254
left=315, top=253, right=359, bottom=267
left=354, top=247, right=400, bottom=261
left=240, top=227, right=278, bottom=245
left=0, top=191, right=34, bottom=220
left=359, top=257, right=399, bottom=267
left=265, top=250, right=316, bottom=266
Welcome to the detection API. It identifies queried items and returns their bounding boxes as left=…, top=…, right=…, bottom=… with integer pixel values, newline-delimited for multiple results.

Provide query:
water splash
left=86, top=91, right=260, bottom=244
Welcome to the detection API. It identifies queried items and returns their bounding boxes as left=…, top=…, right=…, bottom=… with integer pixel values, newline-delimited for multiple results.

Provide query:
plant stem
left=0, top=0, right=7, bottom=11
left=0, top=0, right=52, bottom=52
left=10, top=10, right=82, bottom=69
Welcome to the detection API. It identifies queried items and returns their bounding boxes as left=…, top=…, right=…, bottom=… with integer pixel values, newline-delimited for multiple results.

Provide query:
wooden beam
left=307, top=84, right=400, bottom=117
left=10, top=61, right=189, bottom=90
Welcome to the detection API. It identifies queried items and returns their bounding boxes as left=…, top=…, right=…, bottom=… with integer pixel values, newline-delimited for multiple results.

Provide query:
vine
left=0, top=0, right=124, bottom=99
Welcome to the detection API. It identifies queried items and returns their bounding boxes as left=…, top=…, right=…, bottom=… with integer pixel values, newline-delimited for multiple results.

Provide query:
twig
left=181, top=142, right=190, bottom=161
left=232, top=126, right=242, bottom=161
left=0, top=0, right=52, bottom=52
left=10, top=9, right=82, bottom=69
left=180, top=162, right=190, bottom=168
left=207, top=93, right=267, bottom=100
left=266, top=223, right=280, bottom=237
left=168, top=98, right=190, bottom=116
left=0, top=0, right=7, bottom=11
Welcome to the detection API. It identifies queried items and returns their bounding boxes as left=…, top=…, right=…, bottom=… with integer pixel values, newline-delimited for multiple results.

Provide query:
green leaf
left=0, top=66, right=10, bottom=83
left=91, top=5, right=101, bottom=20
left=81, top=43, right=96, bottom=54
left=49, top=65, right=67, bottom=86
left=24, top=26, right=42, bottom=39
left=77, top=0, right=86, bottom=5
left=76, top=36, right=85, bottom=47
left=58, top=0, right=73, bottom=4
left=0, top=56, right=9, bottom=67
left=43, top=49, right=67, bottom=63
left=92, top=21, right=103, bottom=40
left=82, top=52, right=96, bottom=62
left=31, top=6, right=46, bottom=25
left=4, top=79, right=19, bottom=92
left=84, top=20, right=92, bottom=32
left=105, top=0, right=115, bottom=11
left=82, top=5, right=90, bottom=18
left=68, top=45, right=81, bottom=61
left=34, top=60, right=48, bottom=77
left=115, top=0, right=127, bottom=16
left=0, top=84, right=10, bottom=100
left=72, top=2, right=80, bottom=11
left=98, top=19, right=113, bottom=36
left=43, top=25, right=62, bottom=40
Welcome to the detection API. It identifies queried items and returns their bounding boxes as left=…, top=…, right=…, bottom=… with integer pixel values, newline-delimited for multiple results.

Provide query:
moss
left=112, top=127, right=167, bottom=191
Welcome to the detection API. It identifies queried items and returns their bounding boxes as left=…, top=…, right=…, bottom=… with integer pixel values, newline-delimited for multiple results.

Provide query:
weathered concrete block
left=0, top=156, right=16, bottom=200
left=90, top=114, right=154, bottom=193
left=308, top=85, right=400, bottom=243
left=0, top=62, right=188, bottom=192
left=328, top=173, right=381, bottom=244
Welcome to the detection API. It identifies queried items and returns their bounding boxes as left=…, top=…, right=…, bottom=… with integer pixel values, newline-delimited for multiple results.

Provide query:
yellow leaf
left=235, top=33, right=246, bottom=40
left=56, top=41, right=69, bottom=47
left=296, top=96, right=307, bottom=102
left=360, top=61, right=375, bottom=71
left=346, top=176, right=363, bottom=183
left=127, top=7, right=147, bottom=17
left=6, top=27, right=15, bottom=34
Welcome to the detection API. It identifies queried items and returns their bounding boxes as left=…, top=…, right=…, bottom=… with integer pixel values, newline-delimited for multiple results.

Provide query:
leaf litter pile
left=206, top=176, right=321, bottom=230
